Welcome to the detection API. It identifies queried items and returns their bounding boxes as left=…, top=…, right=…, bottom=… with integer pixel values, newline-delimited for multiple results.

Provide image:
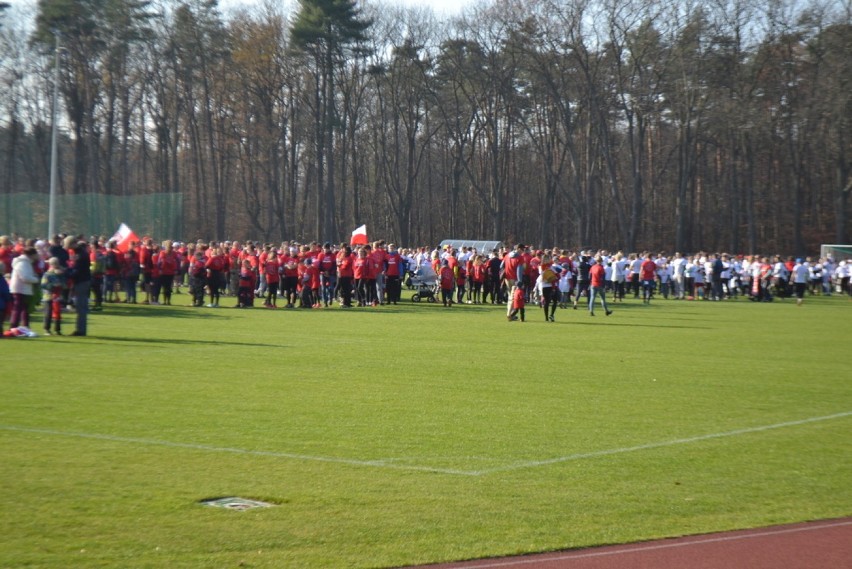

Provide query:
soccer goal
left=820, top=244, right=852, bottom=262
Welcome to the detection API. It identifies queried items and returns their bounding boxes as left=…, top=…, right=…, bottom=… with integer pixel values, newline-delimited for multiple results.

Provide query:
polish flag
left=111, top=223, right=140, bottom=252
left=350, top=224, right=368, bottom=246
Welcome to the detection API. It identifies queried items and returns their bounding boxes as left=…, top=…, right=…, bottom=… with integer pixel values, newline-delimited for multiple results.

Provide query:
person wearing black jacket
left=70, top=241, right=92, bottom=336
left=484, top=251, right=502, bottom=304
left=711, top=253, right=725, bottom=301
left=49, top=235, right=71, bottom=307
left=573, top=254, right=592, bottom=309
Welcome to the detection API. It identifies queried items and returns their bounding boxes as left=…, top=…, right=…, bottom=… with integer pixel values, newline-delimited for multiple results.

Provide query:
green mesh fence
left=820, top=244, right=852, bottom=262
left=0, top=192, right=183, bottom=240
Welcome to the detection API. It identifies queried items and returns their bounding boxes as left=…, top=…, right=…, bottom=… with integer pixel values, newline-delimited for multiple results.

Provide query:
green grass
left=2, top=293, right=851, bottom=568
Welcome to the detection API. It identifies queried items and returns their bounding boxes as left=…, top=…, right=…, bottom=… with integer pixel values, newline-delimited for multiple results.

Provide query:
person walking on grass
left=589, top=255, right=612, bottom=317
left=503, top=245, right=525, bottom=316
left=572, top=254, right=591, bottom=310
left=508, top=285, right=525, bottom=322
left=539, top=261, right=560, bottom=322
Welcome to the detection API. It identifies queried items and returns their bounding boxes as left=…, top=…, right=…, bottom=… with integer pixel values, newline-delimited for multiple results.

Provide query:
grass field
left=2, top=292, right=851, bottom=568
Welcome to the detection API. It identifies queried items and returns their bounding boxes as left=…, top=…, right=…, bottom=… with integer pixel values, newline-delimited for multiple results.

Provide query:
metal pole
left=48, top=34, right=60, bottom=238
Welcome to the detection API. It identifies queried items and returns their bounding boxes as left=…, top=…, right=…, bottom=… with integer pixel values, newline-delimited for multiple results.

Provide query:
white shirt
left=611, top=259, right=627, bottom=281
left=629, top=258, right=642, bottom=274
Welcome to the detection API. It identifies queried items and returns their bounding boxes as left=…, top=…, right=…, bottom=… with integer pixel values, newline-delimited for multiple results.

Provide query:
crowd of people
left=1, top=233, right=850, bottom=337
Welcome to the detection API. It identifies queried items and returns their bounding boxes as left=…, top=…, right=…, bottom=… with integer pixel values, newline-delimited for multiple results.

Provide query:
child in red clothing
left=508, top=285, right=525, bottom=322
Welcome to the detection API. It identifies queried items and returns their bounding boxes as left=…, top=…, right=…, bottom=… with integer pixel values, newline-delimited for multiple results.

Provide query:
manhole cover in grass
left=200, top=497, right=275, bottom=511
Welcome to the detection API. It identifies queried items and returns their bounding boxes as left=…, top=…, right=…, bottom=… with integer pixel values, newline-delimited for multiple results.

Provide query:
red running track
left=407, top=518, right=852, bottom=569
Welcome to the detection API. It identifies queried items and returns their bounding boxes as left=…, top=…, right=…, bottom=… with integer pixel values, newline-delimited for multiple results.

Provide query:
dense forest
left=0, top=0, right=849, bottom=254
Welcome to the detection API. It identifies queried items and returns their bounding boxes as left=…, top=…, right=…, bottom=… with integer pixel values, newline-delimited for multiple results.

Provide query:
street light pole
left=48, top=33, right=60, bottom=238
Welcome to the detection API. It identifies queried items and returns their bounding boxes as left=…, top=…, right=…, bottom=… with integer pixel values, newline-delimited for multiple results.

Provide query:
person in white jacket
left=9, top=247, right=40, bottom=328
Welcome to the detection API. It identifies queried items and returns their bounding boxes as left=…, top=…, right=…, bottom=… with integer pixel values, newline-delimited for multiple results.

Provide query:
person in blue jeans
left=588, top=255, right=612, bottom=316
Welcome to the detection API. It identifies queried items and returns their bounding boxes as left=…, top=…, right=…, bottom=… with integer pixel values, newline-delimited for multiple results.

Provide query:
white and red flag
left=110, top=223, right=140, bottom=252
left=350, top=224, right=368, bottom=246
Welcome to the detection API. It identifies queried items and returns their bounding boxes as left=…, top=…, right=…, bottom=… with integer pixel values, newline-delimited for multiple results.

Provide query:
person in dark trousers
left=711, top=253, right=725, bottom=301
left=573, top=254, right=591, bottom=309
left=49, top=235, right=71, bottom=307
left=70, top=241, right=92, bottom=336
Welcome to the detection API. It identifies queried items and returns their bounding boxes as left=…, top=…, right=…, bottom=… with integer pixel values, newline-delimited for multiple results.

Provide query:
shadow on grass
left=94, top=304, right=230, bottom=319
left=560, top=320, right=710, bottom=329
left=59, top=334, right=282, bottom=348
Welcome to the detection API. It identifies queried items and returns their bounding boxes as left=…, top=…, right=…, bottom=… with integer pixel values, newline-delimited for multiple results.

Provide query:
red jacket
left=439, top=266, right=454, bottom=290
left=640, top=259, right=657, bottom=281
left=157, top=251, right=179, bottom=276
left=590, top=263, right=606, bottom=288
left=264, top=259, right=281, bottom=283
left=337, top=254, right=354, bottom=278
left=385, top=252, right=402, bottom=277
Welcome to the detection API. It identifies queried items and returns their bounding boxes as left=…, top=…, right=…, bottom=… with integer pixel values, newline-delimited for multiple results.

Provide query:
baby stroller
left=407, top=266, right=438, bottom=303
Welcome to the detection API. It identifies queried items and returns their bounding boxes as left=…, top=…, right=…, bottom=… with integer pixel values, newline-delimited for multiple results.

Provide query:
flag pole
left=48, top=33, right=60, bottom=238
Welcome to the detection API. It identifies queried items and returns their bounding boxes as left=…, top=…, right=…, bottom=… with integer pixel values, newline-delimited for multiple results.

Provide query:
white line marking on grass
left=470, top=411, right=852, bottom=475
left=1, top=411, right=848, bottom=478
left=435, top=519, right=852, bottom=568
left=0, top=425, right=478, bottom=476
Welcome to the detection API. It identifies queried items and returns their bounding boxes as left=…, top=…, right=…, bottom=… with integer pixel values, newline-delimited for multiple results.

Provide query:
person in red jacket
left=508, top=285, right=525, bottom=322
left=0, top=235, right=14, bottom=276
left=470, top=255, right=486, bottom=304
left=455, top=263, right=467, bottom=305
left=336, top=246, right=355, bottom=308
left=156, top=240, right=180, bottom=305
left=316, top=243, right=337, bottom=307
left=278, top=248, right=298, bottom=308
left=263, top=250, right=281, bottom=308
left=188, top=249, right=207, bottom=307
left=103, top=240, right=121, bottom=303
left=502, top=244, right=525, bottom=316
left=297, top=257, right=318, bottom=308
left=360, top=245, right=379, bottom=307
left=353, top=248, right=370, bottom=307
left=589, top=255, right=613, bottom=316
left=438, top=259, right=454, bottom=307
left=205, top=246, right=226, bottom=307
left=384, top=243, right=403, bottom=305
left=139, top=238, right=155, bottom=304
left=640, top=253, right=657, bottom=304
